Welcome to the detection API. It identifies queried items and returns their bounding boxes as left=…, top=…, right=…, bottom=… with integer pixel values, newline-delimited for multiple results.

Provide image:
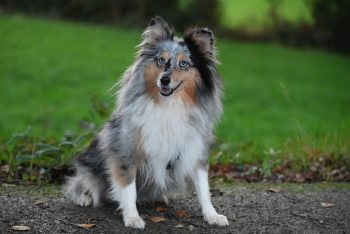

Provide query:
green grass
left=1, top=14, right=350, bottom=171
left=219, top=0, right=313, bottom=31
left=0, top=14, right=137, bottom=138
left=218, top=41, right=350, bottom=146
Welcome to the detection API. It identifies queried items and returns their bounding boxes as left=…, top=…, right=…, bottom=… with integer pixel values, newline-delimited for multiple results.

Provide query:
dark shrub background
left=0, top=0, right=220, bottom=30
left=0, top=0, right=349, bottom=53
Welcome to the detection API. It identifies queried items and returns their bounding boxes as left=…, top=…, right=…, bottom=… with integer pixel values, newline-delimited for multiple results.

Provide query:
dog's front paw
left=124, top=216, right=145, bottom=229
left=204, top=213, right=229, bottom=226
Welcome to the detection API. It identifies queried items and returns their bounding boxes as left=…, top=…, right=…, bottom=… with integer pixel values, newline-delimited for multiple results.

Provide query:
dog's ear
left=143, top=16, right=175, bottom=43
left=183, top=27, right=216, bottom=57
left=137, top=16, right=175, bottom=57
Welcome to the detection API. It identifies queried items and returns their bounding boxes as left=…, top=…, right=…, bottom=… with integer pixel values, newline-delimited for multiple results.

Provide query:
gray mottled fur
left=64, top=16, right=222, bottom=207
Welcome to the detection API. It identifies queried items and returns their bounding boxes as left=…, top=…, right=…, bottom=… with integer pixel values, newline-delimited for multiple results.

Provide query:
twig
left=291, top=212, right=308, bottom=218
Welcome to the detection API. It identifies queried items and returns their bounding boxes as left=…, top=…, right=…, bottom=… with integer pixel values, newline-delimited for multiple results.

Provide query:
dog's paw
left=124, top=216, right=145, bottom=229
left=204, top=213, right=229, bottom=226
left=75, top=193, right=93, bottom=207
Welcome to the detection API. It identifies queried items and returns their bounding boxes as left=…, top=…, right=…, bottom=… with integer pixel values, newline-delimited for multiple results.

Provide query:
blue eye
left=179, top=61, right=189, bottom=68
left=157, top=57, right=165, bottom=65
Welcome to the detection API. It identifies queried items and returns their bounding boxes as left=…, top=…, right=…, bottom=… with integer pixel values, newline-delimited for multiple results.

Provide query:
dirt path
left=1, top=183, right=349, bottom=233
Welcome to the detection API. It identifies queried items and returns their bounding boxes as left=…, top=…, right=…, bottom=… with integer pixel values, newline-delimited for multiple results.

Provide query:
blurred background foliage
left=1, top=0, right=350, bottom=53
left=0, top=0, right=349, bottom=183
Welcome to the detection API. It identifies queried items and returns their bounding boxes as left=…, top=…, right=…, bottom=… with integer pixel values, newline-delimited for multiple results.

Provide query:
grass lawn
left=1, top=14, right=350, bottom=169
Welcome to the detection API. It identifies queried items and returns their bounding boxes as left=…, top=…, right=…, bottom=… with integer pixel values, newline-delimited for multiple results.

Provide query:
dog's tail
left=63, top=139, right=106, bottom=207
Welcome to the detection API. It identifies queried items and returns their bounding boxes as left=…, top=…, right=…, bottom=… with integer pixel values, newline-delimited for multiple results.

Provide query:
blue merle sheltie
left=64, top=16, right=228, bottom=229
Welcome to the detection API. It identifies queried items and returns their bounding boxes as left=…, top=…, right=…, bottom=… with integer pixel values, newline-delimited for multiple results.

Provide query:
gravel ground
left=0, top=183, right=349, bottom=234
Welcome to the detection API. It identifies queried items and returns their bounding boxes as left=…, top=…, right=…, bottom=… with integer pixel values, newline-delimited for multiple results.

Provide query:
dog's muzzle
left=160, top=80, right=183, bottom=96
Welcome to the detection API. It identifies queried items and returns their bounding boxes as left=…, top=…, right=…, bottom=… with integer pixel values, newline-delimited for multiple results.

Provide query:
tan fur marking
left=162, top=51, right=170, bottom=61
left=172, top=68, right=201, bottom=105
left=144, top=63, right=161, bottom=102
left=108, top=157, right=134, bottom=188
left=177, top=53, right=187, bottom=63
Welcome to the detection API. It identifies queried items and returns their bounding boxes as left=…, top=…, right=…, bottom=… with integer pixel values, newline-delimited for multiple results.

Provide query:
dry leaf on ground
left=175, top=210, right=186, bottom=218
left=267, top=188, right=281, bottom=193
left=175, top=224, right=185, bottom=228
left=76, top=223, right=96, bottom=229
left=320, top=202, right=333, bottom=208
left=155, top=206, right=167, bottom=212
left=11, top=226, right=30, bottom=231
left=149, top=216, right=166, bottom=223
left=187, top=225, right=195, bottom=231
left=34, top=200, right=45, bottom=206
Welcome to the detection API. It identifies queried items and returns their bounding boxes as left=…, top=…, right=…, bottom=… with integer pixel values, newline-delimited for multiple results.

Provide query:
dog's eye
left=179, top=61, right=189, bottom=68
left=157, top=57, right=165, bottom=65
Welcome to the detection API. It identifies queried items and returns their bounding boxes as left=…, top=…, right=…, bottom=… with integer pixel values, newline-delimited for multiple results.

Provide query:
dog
left=64, top=16, right=228, bottom=229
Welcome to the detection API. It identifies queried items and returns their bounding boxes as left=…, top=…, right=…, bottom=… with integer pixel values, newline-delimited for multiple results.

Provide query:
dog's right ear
left=145, top=16, right=174, bottom=42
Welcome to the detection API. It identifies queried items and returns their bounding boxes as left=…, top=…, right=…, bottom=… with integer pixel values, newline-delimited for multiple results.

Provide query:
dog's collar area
left=166, top=153, right=181, bottom=170
left=160, top=81, right=183, bottom=97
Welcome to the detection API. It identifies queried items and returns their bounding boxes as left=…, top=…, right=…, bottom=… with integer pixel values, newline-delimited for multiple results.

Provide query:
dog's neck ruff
left=128, top=96, right=206, bottom=189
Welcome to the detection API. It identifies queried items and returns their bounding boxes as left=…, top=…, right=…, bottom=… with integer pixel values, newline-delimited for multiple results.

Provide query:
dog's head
left=138, top=16, right=221, bottom=104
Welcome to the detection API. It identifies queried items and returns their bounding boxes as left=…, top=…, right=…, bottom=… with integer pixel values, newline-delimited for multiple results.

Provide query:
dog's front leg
left=191, top=167, right=229, bottom=226
left=110, top=178, right=145, bottom=229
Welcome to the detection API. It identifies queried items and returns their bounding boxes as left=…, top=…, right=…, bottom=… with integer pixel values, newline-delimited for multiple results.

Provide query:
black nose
left=160, top=76, right=170, bottom=86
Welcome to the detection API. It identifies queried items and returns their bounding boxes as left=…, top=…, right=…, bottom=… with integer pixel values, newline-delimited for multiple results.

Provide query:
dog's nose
left=160, top=76, right=170, bottom=86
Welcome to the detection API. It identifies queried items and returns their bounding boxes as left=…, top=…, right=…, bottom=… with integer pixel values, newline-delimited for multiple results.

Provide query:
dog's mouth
left=160, top=81, right=183, bottom=97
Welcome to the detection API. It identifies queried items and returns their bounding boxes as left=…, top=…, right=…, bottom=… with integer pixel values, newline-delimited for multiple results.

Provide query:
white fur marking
left=127, top=97, right=206, bottom=190
left=191, top=168, right=229, bottom=226
left=109, top=179, right=145, bottom=229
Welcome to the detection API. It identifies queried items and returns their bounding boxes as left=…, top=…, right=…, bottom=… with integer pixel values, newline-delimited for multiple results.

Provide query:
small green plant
left=0, top=125, right=97, bottom=184
left=209, top=136, right=350, bottom=182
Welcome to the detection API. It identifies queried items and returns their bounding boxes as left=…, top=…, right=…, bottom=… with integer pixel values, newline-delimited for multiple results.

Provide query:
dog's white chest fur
left=130, top=97, right=205, bottom=188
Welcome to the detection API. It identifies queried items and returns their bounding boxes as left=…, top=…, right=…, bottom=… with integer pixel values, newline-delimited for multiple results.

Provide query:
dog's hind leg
left=63, top=138, right=106, bottom=207
left=64, top=166, right=104, bottom=207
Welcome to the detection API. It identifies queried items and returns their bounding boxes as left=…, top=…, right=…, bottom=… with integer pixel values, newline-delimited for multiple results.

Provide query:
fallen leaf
left=11, top=226, right=30, bottom=231
left=187, top=225, right=195, bottom=231
left=321, top=202, right=333, bottom=208
left=175, top=224, right=184, bottom=228
left=149, top=216, right=166, bottom=223
left=1, top=164, right=10, bottom=173
left=76, top=223, right=95, bottom=229
left=155, top=206, right=167, bottom=212
left=175, top=210, right=186, bottom=218
left=2, top=183, right=16, bottom=187
left=295, top=173, right=305, bottom=183
left=267, top=188, right=281, bottom=193
left=34, top=200, right=45, bottom=206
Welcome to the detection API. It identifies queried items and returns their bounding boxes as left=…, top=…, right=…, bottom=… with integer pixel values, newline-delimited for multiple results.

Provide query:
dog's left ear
left=184, top=28, right=216, bottom=57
